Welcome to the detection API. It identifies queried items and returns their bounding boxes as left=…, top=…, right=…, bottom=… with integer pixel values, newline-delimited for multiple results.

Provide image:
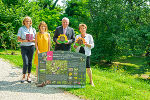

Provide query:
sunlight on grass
left=0, top=49, right=36, bottom=73
left=120, top=63, right=139, bottom=68
left=116, top=56, right=145, bottom=66
left=66, top=68, right=150, bottom=100
left=0, top=49, right=20, bottom=55
left=0, top=49, right=150, bottom=100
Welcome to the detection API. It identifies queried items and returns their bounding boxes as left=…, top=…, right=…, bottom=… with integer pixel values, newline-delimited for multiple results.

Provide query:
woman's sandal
left=21, top=78, right=25, bottom=83
left=90, top=81, right=95, bottom=87
left=21, top=74, right=26, bottom=83
left=21, top=77, right=25, bottom=83
left=27, top=77, right=31, bottom=83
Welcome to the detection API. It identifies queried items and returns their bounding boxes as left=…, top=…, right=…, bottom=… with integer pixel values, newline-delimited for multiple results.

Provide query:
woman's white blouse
left=75, top=34, right=94, bottom=56
left=17, top=26, right=36, bottom=46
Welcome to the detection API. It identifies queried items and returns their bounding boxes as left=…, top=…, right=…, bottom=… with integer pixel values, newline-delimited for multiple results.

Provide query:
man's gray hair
left=62, top=17, right=69, bottom=22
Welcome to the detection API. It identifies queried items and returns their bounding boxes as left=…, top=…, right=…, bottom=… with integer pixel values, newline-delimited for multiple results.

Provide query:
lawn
left=0, top=49, right=36, bottom=73
left=0, top=49, right=150, bottom=100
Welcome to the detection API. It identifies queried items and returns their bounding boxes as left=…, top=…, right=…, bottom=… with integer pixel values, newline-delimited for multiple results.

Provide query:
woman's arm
left=48, top=34, right=51, bottom=51
left=17, top=36, right=28, bottom=42
left=28, top=39, right=35, bottom=42
left=85, top=35, right=94, bottom=49
left=35, top=34, right=39, bottom=54
left=85, top=43, right=91, bottom=48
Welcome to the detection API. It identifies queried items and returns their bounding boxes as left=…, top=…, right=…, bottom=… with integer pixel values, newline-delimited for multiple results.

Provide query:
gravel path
left=0, top=58, right=81, bottom=100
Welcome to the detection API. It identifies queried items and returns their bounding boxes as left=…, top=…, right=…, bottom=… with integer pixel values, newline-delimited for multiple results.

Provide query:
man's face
left=62, top=19, right=69, bottom=28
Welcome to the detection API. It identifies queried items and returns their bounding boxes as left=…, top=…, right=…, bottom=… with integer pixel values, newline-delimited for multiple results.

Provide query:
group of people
left=17, top=16, right=94, bottom=86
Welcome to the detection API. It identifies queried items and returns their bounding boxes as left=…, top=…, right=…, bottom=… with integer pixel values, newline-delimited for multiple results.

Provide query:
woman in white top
left=17, top=16, right=36, bottom=83
left=74, top=24, right=94, bottom=86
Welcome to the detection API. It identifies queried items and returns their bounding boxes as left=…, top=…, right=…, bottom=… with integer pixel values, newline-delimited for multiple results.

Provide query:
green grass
left=116, top=56, right=145, bottom=66
left=114, top=56, right=150, bottom=76
left=0, top=49, right=150, bottom=100
left=0, top=49, right=36, bottom=73
left=65, top=68, right=150, bottom=100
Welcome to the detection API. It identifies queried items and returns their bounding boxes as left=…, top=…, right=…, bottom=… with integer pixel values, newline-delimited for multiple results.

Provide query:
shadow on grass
left=97, top=63, right=150, bottom=76
left=135, top=77, right=150, bottom=84
left=93, top=56, right=150, bottom=75
left=0, top=52, right=19, bottom=55
left=0, top=49, right=3, bottom=52
left=121, top=65, right=150, bottom=75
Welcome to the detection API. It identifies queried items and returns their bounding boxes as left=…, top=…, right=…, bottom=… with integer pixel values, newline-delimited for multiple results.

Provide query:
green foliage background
left=0, top=1, right=150, bottom=99
left=0, top=0, right=150, bottom=64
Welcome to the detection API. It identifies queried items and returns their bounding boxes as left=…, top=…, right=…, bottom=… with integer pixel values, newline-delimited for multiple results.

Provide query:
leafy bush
left=0, top=22, right=19, bottom=50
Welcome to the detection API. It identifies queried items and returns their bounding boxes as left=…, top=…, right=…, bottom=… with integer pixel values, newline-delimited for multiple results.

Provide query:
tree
left=0, top=0, right=62, bottom=49
left=64, top=0, right=90, bottom=30
left=2, top=0, right=19, bottom=7
left=36, top=0, right=59, bottom=10
left=87, top=0, right=150, bottom=63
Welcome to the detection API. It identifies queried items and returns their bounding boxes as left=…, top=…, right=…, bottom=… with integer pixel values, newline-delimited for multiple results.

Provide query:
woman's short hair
left=22, top=16, right=32, bottom=26
left=38, top=21, right=48, bottom=32
left=79, top=24, right=87, bottom=30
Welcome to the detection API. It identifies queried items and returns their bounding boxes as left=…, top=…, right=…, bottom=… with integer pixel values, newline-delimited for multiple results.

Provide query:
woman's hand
left=23, top=40, right=29, bottom=42
left=37, top=50, right=40, bottom=54
left=18, top=36, right=29, bottom=42
left=28, top=39, right=35, bottom=42
left=85, top=43, right=91, bottom=48
left=74, top=45, right=78, bottom=49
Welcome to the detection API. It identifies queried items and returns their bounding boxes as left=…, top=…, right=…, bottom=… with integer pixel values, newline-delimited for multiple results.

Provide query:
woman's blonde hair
left=38, top=21, right=48, bottom=32
left=79, top=24, right=87, bottom=30
left=22, top=16, right=32, bottom=26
